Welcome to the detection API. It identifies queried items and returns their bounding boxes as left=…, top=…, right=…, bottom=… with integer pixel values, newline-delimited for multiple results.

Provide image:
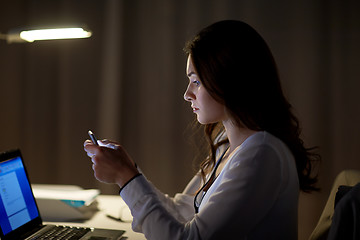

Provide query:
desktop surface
left=45, top=195, right=145, bottom=240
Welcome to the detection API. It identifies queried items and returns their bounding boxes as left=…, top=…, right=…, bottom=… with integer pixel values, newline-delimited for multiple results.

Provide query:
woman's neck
left=223, top=120, right=257, bottom=153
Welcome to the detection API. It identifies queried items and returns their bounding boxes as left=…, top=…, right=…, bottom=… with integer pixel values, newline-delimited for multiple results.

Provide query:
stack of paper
left=32, top=184, right=100, bottom=221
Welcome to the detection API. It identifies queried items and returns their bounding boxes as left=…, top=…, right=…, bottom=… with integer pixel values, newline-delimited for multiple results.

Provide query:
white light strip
left=19, top=27, right=92, bottom=42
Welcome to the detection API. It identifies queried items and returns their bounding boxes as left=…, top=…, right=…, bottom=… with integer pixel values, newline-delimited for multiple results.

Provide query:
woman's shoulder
left=239, top=131, right=287, bottom=150
left=230, top=131, right=293, bottom=164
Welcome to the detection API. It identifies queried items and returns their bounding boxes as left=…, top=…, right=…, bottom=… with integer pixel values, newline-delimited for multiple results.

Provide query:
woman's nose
left=184, top=84, right=194, bottom=102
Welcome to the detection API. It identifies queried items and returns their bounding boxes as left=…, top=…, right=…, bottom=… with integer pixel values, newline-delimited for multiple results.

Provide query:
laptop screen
left=0, top=151, right=39, bottom=236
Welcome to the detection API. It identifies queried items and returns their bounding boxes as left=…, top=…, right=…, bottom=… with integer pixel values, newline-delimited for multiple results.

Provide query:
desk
left=45, top=195, right=146, bottom=240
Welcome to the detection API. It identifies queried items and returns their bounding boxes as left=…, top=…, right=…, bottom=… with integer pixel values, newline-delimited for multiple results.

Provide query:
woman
left=84, top=20, right=320, bottom=239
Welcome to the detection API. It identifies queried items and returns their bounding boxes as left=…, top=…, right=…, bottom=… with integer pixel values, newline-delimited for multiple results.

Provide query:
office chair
left=308, top=170, right=360, bottom=240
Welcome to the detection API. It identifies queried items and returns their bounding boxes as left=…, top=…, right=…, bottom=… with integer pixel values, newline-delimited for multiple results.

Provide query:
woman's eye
left=192, top=80, right=201, bottom=86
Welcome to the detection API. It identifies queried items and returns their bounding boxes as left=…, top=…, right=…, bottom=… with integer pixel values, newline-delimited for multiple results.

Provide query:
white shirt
left=120, top=131, right=299, bottom=239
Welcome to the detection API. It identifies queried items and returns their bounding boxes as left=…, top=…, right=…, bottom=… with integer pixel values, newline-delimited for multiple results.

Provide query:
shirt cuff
left=119, top=173, right=142, bottom=194
left=120, top=174, right=155, bottom=209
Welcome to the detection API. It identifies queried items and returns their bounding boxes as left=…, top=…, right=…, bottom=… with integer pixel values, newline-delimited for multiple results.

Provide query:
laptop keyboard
left=30, top=225, right=91, bottom=240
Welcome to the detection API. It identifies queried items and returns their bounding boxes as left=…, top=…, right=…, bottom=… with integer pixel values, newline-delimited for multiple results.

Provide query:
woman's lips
left=192, top=106, right=199, bottom=112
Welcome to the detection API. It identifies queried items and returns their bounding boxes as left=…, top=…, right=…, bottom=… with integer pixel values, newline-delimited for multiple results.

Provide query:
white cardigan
left=120, top=131, right=299, bottom=240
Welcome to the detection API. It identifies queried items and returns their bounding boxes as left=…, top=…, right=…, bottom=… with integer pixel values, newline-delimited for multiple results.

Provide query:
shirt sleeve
left=120, top=175, right=201, bottom=239
left=146, top=173, right=200, bottom=223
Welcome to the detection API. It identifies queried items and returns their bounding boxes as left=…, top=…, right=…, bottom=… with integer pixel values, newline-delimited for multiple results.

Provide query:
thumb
left=99, top=140, right=118, bottom=149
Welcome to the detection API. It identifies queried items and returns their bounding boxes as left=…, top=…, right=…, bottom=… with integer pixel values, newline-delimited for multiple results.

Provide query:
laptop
left=0, top=149, right=125, bottom=240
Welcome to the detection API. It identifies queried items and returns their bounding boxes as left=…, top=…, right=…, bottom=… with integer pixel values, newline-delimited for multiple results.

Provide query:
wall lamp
left=0, top=27, right=92, bottom=43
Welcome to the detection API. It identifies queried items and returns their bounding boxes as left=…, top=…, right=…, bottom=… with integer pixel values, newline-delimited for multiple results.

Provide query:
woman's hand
left=83, top=139, right=139, bottom=188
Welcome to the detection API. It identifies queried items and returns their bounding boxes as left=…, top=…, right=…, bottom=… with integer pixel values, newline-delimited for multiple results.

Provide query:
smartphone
left=88, top=130, right=99, bottom=145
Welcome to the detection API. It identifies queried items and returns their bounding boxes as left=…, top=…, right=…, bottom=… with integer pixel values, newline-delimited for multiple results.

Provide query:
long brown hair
left=184, top=20, right=320, bottom=192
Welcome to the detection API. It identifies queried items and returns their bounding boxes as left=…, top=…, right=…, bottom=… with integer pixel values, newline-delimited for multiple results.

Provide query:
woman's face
left=184, top=55, right=226, bottom=124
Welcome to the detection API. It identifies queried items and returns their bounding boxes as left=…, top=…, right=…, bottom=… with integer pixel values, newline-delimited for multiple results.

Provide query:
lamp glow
left=19, top=27, right=92, bottom=42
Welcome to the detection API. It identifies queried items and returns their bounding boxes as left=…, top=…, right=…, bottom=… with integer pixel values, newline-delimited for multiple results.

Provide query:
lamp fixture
left=0, top=27, right=92, bottom=43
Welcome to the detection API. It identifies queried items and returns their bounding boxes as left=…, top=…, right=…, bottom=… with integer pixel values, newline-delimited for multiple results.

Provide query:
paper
left=31, top=185, right=100, bottom=221
left=32, top=188, right=100, bottom=206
